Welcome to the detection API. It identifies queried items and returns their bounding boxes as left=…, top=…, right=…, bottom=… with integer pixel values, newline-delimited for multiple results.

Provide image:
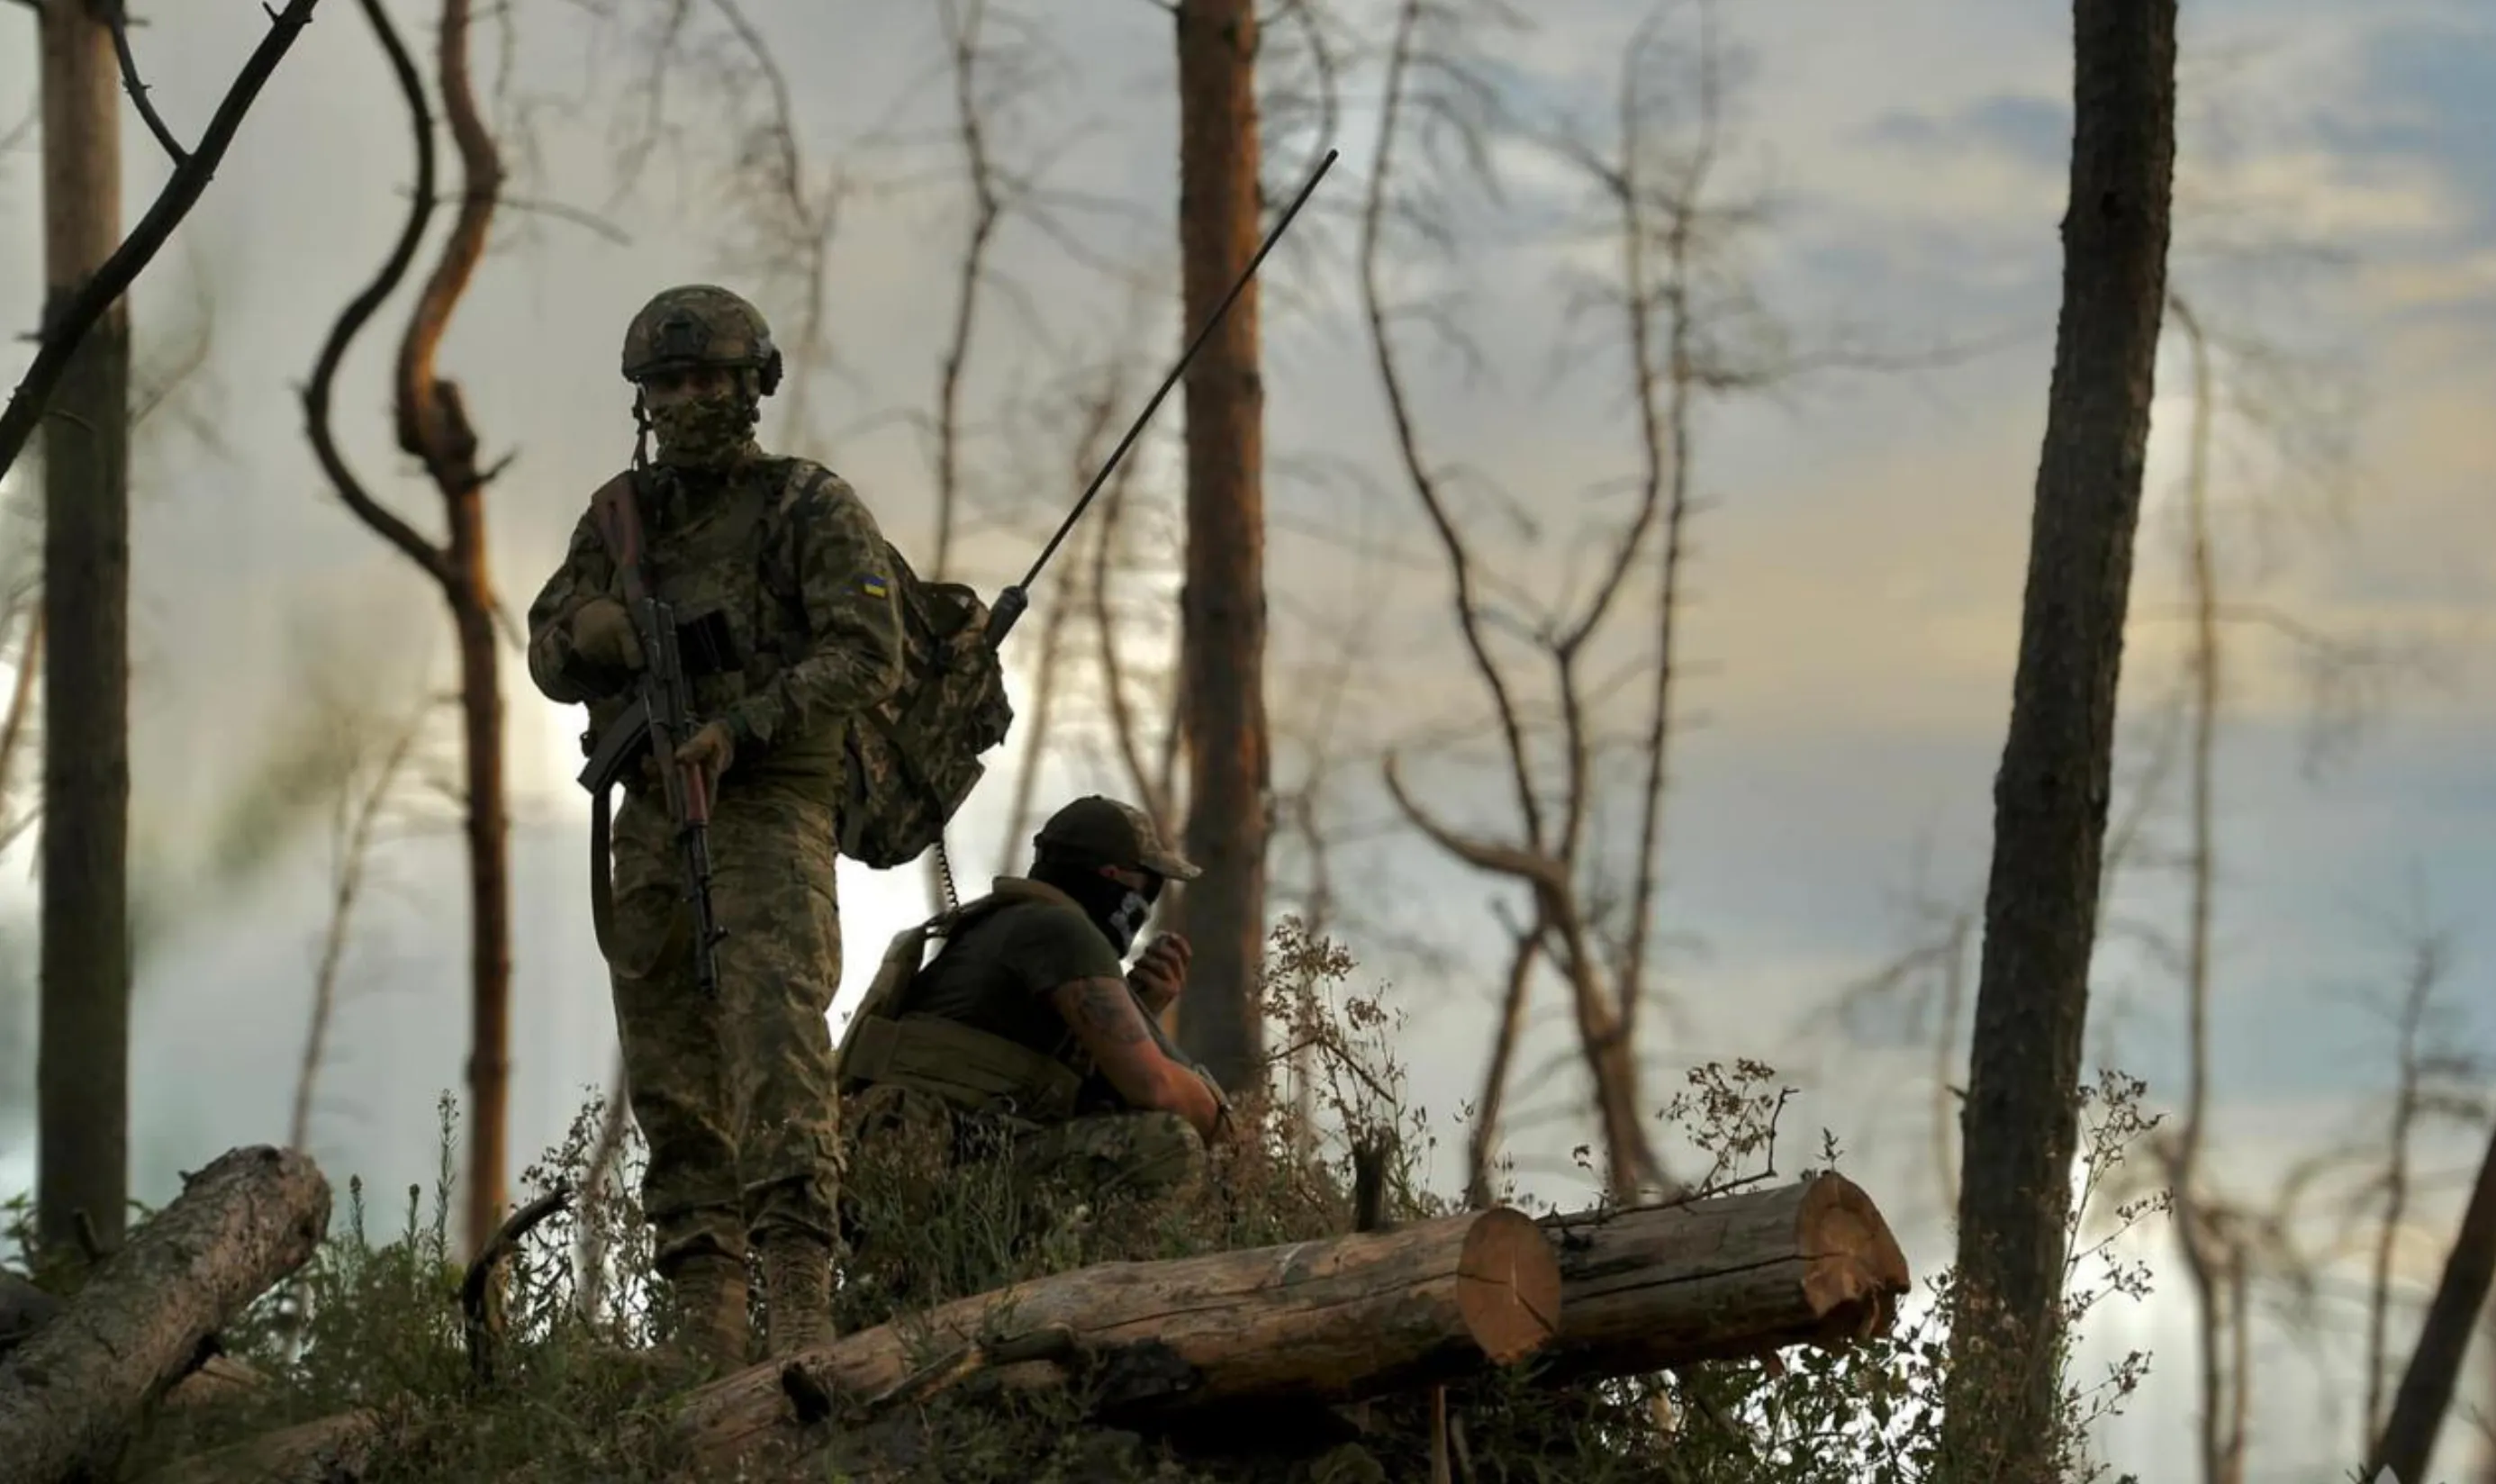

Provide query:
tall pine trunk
left=1941, top=0, right=2176, bottom=1471
left=34, top=0, right=133, bottom=1262
left=1170, top=0, right=1269, bottom=1090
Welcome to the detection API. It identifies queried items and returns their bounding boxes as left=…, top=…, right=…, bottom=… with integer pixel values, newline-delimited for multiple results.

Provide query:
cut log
left=1534, top=1171, right=1913, bottom=1382
left=0, top=1145, right=330, bottom=1484
left=673, top=1205, right=1562, bottom=1466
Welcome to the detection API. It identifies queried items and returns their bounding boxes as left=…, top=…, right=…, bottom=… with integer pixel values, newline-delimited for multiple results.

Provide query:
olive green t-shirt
left=901, top=898, right=1126, bottom=1062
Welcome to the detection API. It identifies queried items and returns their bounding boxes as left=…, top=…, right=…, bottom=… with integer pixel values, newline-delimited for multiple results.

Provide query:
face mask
left=646, top=391, right=756, bottom=469
left=1102, top=890, right=1154, bottom=957
left=1036, top=858, right=1160, bottom=956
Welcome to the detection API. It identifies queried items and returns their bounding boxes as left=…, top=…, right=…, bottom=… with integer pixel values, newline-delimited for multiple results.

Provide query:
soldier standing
left=525, top=285, right=905, bottom=1369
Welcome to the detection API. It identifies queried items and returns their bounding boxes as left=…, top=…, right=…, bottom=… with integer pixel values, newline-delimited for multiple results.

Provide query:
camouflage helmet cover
left=620, top=284, right=783, bottom=395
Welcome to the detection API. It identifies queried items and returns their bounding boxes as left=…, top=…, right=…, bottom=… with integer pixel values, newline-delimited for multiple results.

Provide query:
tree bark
left=672, top=1207, right=1560, bottom=1468
left=4, top=1271, right=269, bottom=1409
left=1535, top=1172, right=1912, bottom=1382
left=2365, top=1124, right=2496, bottom=1484
left=1170, top=0, right=1270, bottom=1090
left=35, top=0, right=134, bottom=1266
left=155, top=1410, right=384, bottom=1484
left=1, top=1269, right=61, bottom=1355
left=0, top=1146, right=330, bottom=1484
left=1943, top=0, right=2177, bottom=1470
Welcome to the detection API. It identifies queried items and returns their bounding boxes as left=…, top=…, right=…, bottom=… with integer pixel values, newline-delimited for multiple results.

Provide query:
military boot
left=661, top=1251, right=752, bottom=1372
left=759, top=1228, right=837, bottom=1357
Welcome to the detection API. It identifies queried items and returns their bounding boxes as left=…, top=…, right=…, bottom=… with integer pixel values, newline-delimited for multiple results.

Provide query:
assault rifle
left=575, top=469, right=728, bottom=998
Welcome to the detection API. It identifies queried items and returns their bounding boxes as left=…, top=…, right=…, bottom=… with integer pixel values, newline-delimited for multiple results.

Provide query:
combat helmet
left=619, top=285, right=783, bottom=396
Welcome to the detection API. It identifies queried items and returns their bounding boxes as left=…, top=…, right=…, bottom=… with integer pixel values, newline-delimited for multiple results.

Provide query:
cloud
left=1866, top=93, right=2069, bottom=172
left=2315, top=17, right=2496, bottom=235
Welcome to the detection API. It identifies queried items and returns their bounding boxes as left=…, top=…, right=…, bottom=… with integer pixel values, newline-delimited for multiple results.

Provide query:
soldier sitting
left=837, top=795, right=1230, bottom=1219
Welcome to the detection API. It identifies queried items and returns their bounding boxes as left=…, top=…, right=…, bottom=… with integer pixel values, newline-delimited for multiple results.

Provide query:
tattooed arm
left=1047, top=975, right=1225, bottom=1140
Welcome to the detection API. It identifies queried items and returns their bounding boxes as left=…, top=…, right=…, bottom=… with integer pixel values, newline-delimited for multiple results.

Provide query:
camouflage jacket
left=524, top=456, right=907, bottom=792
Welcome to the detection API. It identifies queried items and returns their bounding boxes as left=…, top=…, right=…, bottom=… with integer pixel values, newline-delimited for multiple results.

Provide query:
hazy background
left=5, top=1, right=2495, bottom=1478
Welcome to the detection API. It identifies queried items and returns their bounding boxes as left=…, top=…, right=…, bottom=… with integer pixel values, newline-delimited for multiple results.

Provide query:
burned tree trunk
left=1943, top=0, right=2177, bottom=1470
left=0, top=1146, right=330, bottom=1484
left=35, top=0, right=134, bottom=1266
left=2365, top=1124, right=2496, bottom=1484
left=1170, top=0, right=1271, bottom=1091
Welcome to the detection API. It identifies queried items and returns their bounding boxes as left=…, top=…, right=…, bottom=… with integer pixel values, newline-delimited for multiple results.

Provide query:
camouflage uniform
left=839, top=799, right=1219, bottom=1225
left=525, top=285, right=903, bottom=1366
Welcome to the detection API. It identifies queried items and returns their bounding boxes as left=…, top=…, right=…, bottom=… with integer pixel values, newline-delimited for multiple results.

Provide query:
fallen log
left=4, top=1266, right=270, bottom=1410
left=1, top=1268, right=61, bottom=1354
left=1534, top=1170, right=1912, bottom=1382
left=673, top=1204, right=1563, bottom=1465
left=0, top=1145, right=330, bottom=1484
left=155, top=1408, right=388, bottom=1484
left=162, top=1173, right=1916, bottom=1481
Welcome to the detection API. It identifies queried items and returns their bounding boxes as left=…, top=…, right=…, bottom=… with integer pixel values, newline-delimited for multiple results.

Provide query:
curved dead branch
left=461, top=1182, right=571, bottom=1386
left=303, top=0, right=452, bottom=590
left=393, top=0, right=506, bottom=493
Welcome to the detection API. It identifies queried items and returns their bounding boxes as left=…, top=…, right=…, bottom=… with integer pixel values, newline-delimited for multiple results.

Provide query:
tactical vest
left=834, top=877, right=1098, bottom=1123
left=585, top=460, right=846, bottom=795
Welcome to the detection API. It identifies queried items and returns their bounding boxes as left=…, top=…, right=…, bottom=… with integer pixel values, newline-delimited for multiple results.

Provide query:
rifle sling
left=589, top=781, right=618, bottom=966
left=584, top=468, right=649, bottom=976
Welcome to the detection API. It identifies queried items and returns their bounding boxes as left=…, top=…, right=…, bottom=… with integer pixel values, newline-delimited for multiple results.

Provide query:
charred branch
left=0, top=0, right=323, bottom=482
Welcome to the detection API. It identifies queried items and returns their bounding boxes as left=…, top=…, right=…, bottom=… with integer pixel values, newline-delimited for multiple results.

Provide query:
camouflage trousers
left=844, top=1083, right=1208, bottom=1216
left=607, top=775, right=844, bottom=1271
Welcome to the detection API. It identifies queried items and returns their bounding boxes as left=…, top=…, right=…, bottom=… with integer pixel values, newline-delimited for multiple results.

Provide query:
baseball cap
left=1034, top=795, right=1201, bottom=881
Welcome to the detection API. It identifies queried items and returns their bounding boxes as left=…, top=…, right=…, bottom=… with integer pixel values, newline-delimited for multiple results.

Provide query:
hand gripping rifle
left=575, top=471, right=728, bottom=998
left=981, top=146, right=1337, bottom=648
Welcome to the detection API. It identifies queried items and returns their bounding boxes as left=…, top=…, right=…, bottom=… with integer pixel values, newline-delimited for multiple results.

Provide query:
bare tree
left=2368, top=1123, right=2496, bottom=1484
left=31, top=0, right=137, bottom=1264
left=1941, top=0, right=2177, bottom=1470
left=290, top=692, right=434, bottom=1155
left=1167, top=0, right=1273, bottom=1090
left=563, top=0, right=854, bottom=445
left=993, top=354, right=1141, bottom=873
left=1359, top=0, right=1787, bottom=1203
left=303, top=0, right=516, bottom=1262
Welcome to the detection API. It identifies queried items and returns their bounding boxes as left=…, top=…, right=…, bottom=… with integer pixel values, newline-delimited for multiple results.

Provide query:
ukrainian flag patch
left=861, top=574, right=891, bottom=600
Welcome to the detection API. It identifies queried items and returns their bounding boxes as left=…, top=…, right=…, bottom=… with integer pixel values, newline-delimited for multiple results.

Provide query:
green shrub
left=3, top=921, right=2156, bottom=1482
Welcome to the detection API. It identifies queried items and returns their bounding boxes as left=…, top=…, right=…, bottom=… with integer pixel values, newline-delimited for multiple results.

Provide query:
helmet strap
left=630, top=387, right=651, bottom=472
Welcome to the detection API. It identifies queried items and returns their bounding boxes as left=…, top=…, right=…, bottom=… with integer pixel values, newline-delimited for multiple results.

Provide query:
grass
left=6, top=923, right=2160, bottom=1482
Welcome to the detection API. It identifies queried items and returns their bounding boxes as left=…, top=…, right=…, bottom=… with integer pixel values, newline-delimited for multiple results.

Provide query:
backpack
left=751, top=461, right=1012, bottom=869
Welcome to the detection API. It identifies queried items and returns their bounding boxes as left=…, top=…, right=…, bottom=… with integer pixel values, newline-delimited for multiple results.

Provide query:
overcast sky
left=5, top=1, right=2496, bottom=1478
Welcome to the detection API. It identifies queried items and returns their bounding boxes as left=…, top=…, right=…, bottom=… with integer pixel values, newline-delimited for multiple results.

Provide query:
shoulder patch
left=860, top=573, right=891, bottom=600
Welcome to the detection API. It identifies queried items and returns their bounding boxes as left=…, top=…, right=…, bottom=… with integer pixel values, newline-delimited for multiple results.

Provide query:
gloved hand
left=675, top=719, right=737, bottom=792
left=1128, top=931, right=1192, bottom=1016
left=571, top=598, right=644, bottom=671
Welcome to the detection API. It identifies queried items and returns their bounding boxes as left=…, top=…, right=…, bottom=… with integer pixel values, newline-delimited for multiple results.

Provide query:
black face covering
left=1035, top=859, right=1161, bottom=956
